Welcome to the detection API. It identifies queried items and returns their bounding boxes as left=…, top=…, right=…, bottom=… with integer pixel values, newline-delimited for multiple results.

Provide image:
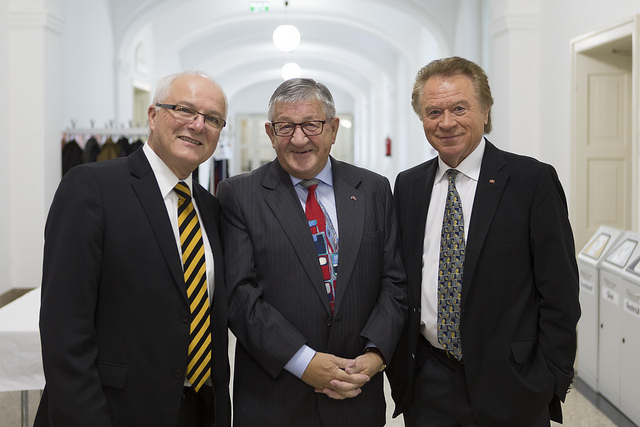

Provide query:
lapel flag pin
left=351, top=196, right=357, bottom=201
left=489, top=179, right=496, bottom=184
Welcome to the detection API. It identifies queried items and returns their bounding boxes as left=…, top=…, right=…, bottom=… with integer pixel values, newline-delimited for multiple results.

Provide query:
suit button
left=174, top=369, right=184, bottom=378
left=411, top=353, right=415, bottom=360
left=325, top=317, right=332, bottom=326
left=181, top=315, right=189, bottom=323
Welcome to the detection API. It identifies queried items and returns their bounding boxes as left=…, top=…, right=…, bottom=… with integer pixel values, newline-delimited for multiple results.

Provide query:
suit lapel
left=406, top=159, right=437, bottom=301
left=263, top=161, right=332, bottom=313
left=193, top=184, right=220, bottom=264
left=128, top=149, right=188, bottom=305
left=331, top=158, right=364, bottom=315
left=463, top=141, right=508, bottom=306
left=193, top=184, right=223, bottom=292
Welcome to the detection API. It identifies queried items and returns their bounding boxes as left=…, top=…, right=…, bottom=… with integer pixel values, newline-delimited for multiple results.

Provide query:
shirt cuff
left=283, top=345, right=316, bottom=379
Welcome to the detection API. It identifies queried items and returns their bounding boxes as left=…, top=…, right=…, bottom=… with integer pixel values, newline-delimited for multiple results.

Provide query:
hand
left=301, top=352, right=370, bottom=400
left=345, top=351, right=385, bottom=378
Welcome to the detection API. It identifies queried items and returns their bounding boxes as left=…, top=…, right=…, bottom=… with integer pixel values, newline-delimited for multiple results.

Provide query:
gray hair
left=267, top=78, right=336, bottom=121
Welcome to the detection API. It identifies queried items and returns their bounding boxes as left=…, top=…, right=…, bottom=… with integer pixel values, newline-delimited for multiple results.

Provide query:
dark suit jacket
left=35, top=148, right=230, bottom=427
left=387, top=140, right=580, bottom=426
left=217, top=157, right=407, bottom=427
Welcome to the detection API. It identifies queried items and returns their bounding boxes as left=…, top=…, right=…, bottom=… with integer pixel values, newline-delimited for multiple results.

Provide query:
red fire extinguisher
left=385, top=137, right=392, bottom=157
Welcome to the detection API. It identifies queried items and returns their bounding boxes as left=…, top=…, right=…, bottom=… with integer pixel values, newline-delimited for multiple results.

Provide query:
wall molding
left=8, top=12, right=65, bottom=35
left=490, top=13, right=540, bottom=37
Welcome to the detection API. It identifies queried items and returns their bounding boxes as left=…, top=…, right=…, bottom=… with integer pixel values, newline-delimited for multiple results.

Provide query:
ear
left=329, top=117, right=340, bottom=144
left=148, top=105, right=157, bottom=131
left=265, top=122, right=276, bottom=147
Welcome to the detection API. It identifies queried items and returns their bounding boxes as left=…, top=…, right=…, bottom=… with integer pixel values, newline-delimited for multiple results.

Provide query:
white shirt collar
left=436, top=137, right=485, bottom=183
left=290, top=159, right=334, bottom=187
left=143, top=143, right=193, bottom=198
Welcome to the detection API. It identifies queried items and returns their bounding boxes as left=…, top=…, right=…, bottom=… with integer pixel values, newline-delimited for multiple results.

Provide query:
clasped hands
left=301, top=351, right=385, bottom=400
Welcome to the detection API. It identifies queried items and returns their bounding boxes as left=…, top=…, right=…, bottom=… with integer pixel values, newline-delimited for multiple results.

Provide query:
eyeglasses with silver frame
left=156, top=103, right=226, bottom=129
left=271, top=120, right=327, bottom=137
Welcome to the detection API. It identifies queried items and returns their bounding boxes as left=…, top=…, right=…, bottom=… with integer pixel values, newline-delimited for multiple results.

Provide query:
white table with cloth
left=0, top=287, right=44, bottom=426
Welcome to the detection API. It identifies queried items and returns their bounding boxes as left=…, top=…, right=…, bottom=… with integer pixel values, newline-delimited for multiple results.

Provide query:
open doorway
left=571, top=19, right=637, bottom=250
left=133, top=85, right=151, bottom=128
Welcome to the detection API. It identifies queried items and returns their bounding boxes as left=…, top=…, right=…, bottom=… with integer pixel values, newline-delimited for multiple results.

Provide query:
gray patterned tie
left=437, top=169, right=464, bottom=361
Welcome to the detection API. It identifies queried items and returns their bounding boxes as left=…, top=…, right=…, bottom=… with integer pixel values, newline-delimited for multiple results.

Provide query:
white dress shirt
left=142, top=143, right=215, bottom=298
left=420, top=138, right=485, bottom=347
left=143, top=143, right=215, bottom=387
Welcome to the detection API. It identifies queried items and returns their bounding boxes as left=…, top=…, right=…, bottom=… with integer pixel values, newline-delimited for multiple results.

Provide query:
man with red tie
left=217, top=78, right=407, bottom=426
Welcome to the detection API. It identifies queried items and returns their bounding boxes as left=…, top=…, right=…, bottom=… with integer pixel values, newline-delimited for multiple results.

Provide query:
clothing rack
left=64, top=127, right=149, bottom=136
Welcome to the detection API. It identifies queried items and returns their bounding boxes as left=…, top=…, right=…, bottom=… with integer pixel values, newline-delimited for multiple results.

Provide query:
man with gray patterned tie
left=387, top=57, right=580, bottom=426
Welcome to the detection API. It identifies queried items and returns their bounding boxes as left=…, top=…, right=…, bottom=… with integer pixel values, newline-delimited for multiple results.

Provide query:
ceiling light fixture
left=281, top=62, right=301, bottom=80
left=273, top=24, right=300, bottom=52
left=272, top=1, right=300, bottom=52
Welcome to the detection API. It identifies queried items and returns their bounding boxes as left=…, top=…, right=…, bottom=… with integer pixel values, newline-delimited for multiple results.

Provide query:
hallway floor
left=1, top=333, right=636, bottom=426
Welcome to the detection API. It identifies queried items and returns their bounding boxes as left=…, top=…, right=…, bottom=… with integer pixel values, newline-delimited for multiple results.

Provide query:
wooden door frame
left=571, top=16, right=640, bottom=249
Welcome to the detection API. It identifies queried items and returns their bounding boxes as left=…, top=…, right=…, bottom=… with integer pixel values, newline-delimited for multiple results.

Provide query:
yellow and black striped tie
left=175, top=181, right=212, bottom=392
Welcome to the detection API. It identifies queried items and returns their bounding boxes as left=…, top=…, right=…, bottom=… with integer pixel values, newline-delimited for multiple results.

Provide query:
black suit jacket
left=387, top=140, right=580, bottom=426
left=35, top=148, right=230, bottom=427
left=217, top=157, right=407, bottom=427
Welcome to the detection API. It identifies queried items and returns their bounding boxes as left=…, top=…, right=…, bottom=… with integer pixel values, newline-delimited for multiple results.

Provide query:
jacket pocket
left=96, top=361, right=128, bottom=389
left=509, top=337, right=536, bottom=363
left=363, top=230, right=382, bottom=245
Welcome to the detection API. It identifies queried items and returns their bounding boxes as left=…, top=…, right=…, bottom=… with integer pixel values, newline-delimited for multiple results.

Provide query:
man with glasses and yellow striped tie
left=36, top=71, right=230, bottom=427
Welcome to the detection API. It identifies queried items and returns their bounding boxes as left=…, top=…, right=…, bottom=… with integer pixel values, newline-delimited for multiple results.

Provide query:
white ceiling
left=108, top=0, right=461, bottom=110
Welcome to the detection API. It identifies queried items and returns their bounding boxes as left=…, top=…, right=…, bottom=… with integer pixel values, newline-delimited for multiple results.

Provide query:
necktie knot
left=301, top=178, right=320, bottom=190
left=446, top=168, right=459, bottom=183
left=174, top=181, right=192, bottom=202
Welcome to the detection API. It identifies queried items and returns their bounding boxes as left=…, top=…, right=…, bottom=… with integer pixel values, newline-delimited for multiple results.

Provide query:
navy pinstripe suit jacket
left=218, top=157, right=407, bottom=427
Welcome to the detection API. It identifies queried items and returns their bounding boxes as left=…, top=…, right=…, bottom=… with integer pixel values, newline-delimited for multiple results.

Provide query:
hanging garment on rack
left=83, top=136, right=100, bottom=163
left=97, top=137, right=120, bottom=162
left=129, top=138, right=144, bottom=153
left=62, top=139, right=83, bottom=176
left=212, top=159, right=228, bottom=194
left=116, top=136, right=131, bottom=156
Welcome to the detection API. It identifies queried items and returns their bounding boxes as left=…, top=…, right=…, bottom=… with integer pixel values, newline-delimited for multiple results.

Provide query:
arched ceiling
left=108, top=0, right=461, bottom=108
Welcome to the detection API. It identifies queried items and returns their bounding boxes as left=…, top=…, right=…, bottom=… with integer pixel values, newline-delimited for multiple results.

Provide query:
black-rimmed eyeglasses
left=156, top=103, right=226, bottom=129
left=271, top=120, right=327, bottom=137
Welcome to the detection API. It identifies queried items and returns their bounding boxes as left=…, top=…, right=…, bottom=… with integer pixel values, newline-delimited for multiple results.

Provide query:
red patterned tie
left=302, top=179, right=337, bottom=314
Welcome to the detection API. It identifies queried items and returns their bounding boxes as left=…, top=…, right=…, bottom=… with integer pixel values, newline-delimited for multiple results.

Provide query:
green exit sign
left=250, top=2, right=270, bottom=12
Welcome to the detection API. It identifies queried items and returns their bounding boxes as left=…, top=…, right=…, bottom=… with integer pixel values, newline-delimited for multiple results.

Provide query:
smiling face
left=147, top=74, right=227, bottom=179
left=420, top=73, right=489, bottom=167
left=266, top=99, right=339, bottom=179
